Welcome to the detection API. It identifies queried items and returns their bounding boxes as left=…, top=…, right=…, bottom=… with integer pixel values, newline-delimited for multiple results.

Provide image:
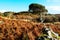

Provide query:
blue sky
left=0, top=0, right=60, bottom=14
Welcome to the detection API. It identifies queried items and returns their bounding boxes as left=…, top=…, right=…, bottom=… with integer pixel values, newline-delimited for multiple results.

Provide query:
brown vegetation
left=0, top=16, right=60, bottom=40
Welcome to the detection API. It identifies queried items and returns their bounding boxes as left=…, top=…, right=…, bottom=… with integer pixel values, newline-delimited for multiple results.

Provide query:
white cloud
left=0, top=10, right=14, bottom=13
left=46, top=6, right=60, bottom=14
left=46, top=6, right=60, bottom=11
left=0, top=10, right=7, bottom=13
left=47, top=0, right=60, bottom=2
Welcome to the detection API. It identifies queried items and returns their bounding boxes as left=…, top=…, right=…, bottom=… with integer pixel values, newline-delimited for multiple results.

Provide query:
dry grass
left=0, top=16, right=60, bottom=40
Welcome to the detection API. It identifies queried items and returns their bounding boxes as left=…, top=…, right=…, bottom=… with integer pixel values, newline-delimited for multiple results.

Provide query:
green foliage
left=3, top=12, right=14, bottom=17
left=29, top=3, right=48, bottom=13
left=3, top=13, right=8, bottom=16
left=0, top=13, right=3, bottom=16
left=23, top=33, right=29, bottom=40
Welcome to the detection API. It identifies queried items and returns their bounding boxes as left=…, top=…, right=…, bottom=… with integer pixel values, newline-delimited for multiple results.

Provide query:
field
left=0, top=15, right=60, bottom=40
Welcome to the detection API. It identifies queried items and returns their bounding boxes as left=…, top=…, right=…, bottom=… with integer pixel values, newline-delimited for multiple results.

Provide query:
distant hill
left=0, top=11, right=60, bottom=23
